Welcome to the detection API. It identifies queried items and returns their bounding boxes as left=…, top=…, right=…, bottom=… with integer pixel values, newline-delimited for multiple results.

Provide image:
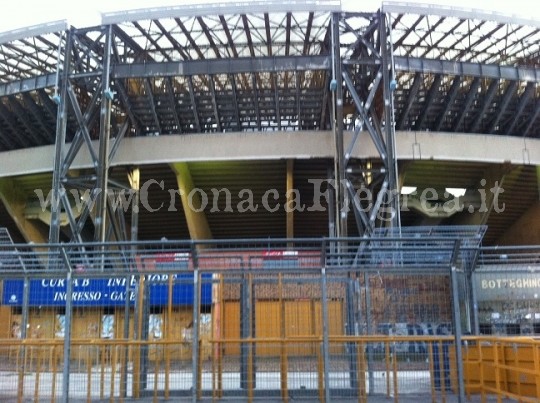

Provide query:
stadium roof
left=0, top=1, right=538, bottom=245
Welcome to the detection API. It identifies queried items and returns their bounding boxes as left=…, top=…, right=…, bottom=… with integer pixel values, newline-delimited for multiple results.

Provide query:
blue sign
left=2, top=273, right=212, bottom=307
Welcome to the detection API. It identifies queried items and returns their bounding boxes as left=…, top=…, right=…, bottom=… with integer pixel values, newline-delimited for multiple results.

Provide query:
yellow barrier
left=461, top=336, right=540, bottom=402
left=1, top=335, right=540, bottom=402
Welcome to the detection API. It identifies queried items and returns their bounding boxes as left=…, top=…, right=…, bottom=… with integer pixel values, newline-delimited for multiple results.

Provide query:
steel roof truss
left=434, top=75, right=461, bottom=131
left=415, top=74, right=441, bottom=130
left=165, top=77, right=182, bottom=134
left=219, top=15, right=239, bottom=58
left=456, top=23, right=504, bottom=61
left=264, top=14, right=273, bottom=57
left=113, top=55, right=330, bottom=78
left=241, top=15, right=256, bottom=58
left=470, top=78, right=499, bottom=133
left=273, top=73, right=281, bottom=130
left=394, top=15, right=424, bottom=48
left=505, top=82, right=535, bottom=135
left=302, top=12, right=314, bottom=55
left=143, top=78, right=162, bottom=134
left=394, top=56, right=539, bottom=83
left=37, top=89, right=58, bottom=121
left=487, top=80, right=517, bottom=133
left=187, top=76, right=201, bottom=132
left=452, top=77, right=481, bottom=132
left=405, top=16, right=446, bottom=57
left=296, top=71, right=301, bottom=129
left=114, top=80, right=138, bottom=133
left=70, top=31, right=106, bottom=74
left=154, top=20, right=190, bottom=60
left=133, top=21, right=171, bottom=62
left=0, top=102, right=27, bottom=148
left=111, top=25, right=149, bottom=63
left=523, top=102, right=540, bottom=137
left=251, top=73, right=261, bottom=130
left=8, top=95, right=49, bottom=144
left=175, top=18, right=205, bottom=60
left=230, top=75, right=241, bottom=131
left=419, top=19, right=465, bottom=58
left=343, top=20, right=380, bottom=59
left=397, top=72, right=422, bottom=130
left=208, top=75, right=222, bottom=132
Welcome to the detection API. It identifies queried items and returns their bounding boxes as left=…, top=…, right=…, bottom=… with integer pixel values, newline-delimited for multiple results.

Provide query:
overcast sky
left=0, top=0, right=538, bottom=32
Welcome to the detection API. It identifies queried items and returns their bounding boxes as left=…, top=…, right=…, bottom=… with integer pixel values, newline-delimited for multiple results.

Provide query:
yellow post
left=198, top=339, right=203, bottom=400
left=317, top=341, right=325, bottom=403
left=17, top=344, right=24, bottom=403
left=119, top=344, right=126, bottom=403
left=86, top=346, right=92, bottom=402
left=493, top=342, right=500, bottom=400
left=100, top=343, right=106, bottom=400
left=34, top=346, right=41, bottom=403
left=217, top=275, right=224, bottom=398
left=153, top=347, right=159, bottom=403
left=133, top=276, right=146, bottom=398
left=385, top=341, right=391, bottom=397
left=428, top=343, right=436, bottom=403
left=478, top=340, right=486, bottom=403
left=512, top=343, right=521, bottom=398
left=392, top=341, right=398, bottom=403
left=248, top=338, right=254, bottom=403
left=165, top=276, right=173, bottom=399
left=110, top=345, right=118, bottom=403
left=357, top=341, right=366, bottom=403
left=279, top=274, right=288, bottom=403
left=438, top=341, right=446, bottom=403
left=51, top=345, right=57, bottom=403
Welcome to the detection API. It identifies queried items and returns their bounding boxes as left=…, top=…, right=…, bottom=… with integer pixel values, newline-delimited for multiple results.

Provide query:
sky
left=0, top=0, right=538, bottom=33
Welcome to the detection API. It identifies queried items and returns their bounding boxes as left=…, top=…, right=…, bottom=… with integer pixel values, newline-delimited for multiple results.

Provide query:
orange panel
left=223, top=302, right=240, bottom=356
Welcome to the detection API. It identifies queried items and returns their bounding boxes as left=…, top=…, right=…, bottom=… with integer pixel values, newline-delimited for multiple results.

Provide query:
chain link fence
left=2, top=229, right=536, bottom=401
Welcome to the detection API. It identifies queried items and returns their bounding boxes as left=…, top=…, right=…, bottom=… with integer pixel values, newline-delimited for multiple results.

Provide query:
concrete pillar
left=0, top=178, right=48, bottom=243
left=170, top=162, right=212, bottom=240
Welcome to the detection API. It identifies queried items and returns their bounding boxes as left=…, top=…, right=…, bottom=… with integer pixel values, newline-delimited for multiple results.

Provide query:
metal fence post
left=470, top=271, right=480, bottom=335
left=364, top=271, right=375, bottom=394
left=191, top=242, right=200, bottom=403
left=451, top=265, right=466, bottom=403
left=321, top=267, right=331, bottom=402
left=60, top=246, right=74, bottom=403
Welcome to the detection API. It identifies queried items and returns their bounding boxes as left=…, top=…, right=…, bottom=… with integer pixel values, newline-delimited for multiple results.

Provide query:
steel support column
left=49, top=29, right=71, bottom=245
left=379, top=11, right=400, bottom=230
left=95, top=25, right=113, bottom=243
left=48, top=25, right=133, bottom=245
left=331, top=12, right=347, bottom=238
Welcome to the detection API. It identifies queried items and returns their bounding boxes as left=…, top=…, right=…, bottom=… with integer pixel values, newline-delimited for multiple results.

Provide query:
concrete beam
left=0, top=178, right=48, bottom=243
left=1, top=131, right=539, bottom=178
left=495, top=202, right=540, bottom=246
left=170, top=162, right=212, bottom=241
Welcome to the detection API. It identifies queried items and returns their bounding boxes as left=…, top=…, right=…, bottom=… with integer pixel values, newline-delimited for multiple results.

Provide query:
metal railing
left=0, top=233, right=539, bottom=401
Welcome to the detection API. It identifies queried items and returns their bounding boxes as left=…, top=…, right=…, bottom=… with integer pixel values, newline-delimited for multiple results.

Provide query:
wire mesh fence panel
left=4, top=233, right=529, bottom=401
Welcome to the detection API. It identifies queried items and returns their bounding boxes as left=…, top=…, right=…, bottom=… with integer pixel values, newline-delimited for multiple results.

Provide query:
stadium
left=0, top=0, right=538, bottom=401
